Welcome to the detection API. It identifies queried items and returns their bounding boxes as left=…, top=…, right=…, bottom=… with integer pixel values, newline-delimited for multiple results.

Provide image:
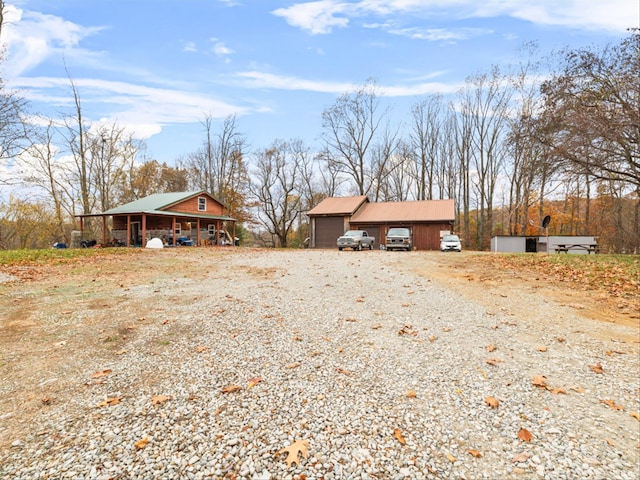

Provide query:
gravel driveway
left=1, top=249, right=638, bottom=479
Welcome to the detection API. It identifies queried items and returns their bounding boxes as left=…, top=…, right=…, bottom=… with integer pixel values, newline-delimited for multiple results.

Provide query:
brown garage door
left=315, top=216, right=345, bottom=248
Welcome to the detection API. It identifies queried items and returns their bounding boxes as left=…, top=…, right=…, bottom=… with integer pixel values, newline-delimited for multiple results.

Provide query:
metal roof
left=350, top=199, right=455, bottom=222
left=103, top=191, right=205, bottom=214
left=307, top=196, right=369, bottom=216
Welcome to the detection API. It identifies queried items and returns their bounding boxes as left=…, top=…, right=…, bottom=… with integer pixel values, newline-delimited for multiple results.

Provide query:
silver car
left=440, top=234, right=462, bottom=252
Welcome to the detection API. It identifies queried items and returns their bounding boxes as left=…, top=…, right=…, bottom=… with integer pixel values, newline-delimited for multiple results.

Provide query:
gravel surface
left=1, top=249, right=639, bottom=479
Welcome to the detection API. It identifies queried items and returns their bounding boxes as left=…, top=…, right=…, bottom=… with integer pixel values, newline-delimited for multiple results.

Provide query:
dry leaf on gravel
left=485, top=358, right=502, bottom=366
left=589, top=362, right=604, bottom=374
left=486, top=344, right=496, bottom=352
left=393, top=428, right=406, bottom=445
left=600, top=399, right=624, bottom=411
left=467, top=449, right=483, bottom=458
left=91, top=369, right=112, bottom=378
left=221, top=385, right=242, bottom=394
left=406, top=390, right=417, bottom=398
left=630, top=412, right=640, bottom=421
left=485, top=396, right=499, bottom=408
left=512, top=452, right=530, bottom=463
left=446, top=453, right=456, bottom=463
left=518, top=428, right=534, bottom=442
left=151, top=395, right=170, bottom=405
left=536, top=346, right=547, bottom=352
left=134, top=437, right=149, bottom=450
left=532, top=375, right=548, bottom=388
left=247, top=377, right=263, bottom=389
left=278, top=439, right=309, bottom=468
left=96, top=397, right=121, bottom=408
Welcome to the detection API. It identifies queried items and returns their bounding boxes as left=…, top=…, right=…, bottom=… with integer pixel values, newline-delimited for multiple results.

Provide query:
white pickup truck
left=337, top=230, right=375, bottom=251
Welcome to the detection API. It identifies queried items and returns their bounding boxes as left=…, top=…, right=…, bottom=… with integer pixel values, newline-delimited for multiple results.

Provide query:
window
left=175, top=223, right=181, bottom=235
left=198, top=197, right=206, bottom=211
left=208, top=224, right=216, bottom=235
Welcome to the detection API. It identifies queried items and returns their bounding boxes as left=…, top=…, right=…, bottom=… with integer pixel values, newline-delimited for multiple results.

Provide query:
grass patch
left=0, top=247, right=144, bottom=267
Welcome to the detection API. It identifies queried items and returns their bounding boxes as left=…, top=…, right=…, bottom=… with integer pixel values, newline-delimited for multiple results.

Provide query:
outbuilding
left=307, top=196, right=456, bottom=250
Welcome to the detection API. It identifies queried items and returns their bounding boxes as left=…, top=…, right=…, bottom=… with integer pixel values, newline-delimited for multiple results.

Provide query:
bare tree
left=321, top=80, right=386, bottom=195
left=250, top=139, right=304, bottom=247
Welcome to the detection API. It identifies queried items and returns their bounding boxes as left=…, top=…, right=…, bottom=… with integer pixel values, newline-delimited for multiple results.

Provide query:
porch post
left=172, top=217, right=176, bottom=246
left=126, top=215, right=131, bottom=247
left=196, top=218, right=201, bottom=246
left=142, top=214, right=147, bottom=247
left=102, top=216, right=107, bottom=246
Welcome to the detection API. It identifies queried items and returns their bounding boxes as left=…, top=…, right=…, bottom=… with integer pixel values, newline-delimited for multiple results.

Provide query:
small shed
left=76, top=191, right=236, bottom=247
left=491, top=235, right=599, bottom=254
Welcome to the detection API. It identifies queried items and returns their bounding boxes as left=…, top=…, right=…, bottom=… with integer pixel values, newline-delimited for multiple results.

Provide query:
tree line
left=0, top=20, right=637, bottom=252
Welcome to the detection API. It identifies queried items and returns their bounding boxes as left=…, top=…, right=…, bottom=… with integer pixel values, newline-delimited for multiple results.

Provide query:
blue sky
left=2, top=0, right=637, bottom=164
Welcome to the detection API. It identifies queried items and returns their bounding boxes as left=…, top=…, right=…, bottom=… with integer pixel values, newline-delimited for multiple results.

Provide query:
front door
left=131, top=222, right=141, bottom=246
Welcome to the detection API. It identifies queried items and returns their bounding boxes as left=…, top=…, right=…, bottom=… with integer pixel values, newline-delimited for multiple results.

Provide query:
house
left=306, top=196, right=456, bottom=250
left=76, top=191, right=236, bottom=247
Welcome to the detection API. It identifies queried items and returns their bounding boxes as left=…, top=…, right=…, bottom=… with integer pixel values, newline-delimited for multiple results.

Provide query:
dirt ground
left=0, top=249, right=638, bottom=451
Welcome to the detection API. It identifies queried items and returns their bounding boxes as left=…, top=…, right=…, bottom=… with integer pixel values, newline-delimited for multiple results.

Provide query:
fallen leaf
left=115, top=349, right=127, bottom=355
left=442, top=327, right=451, bottom=332
left=152, top=395, right=170, bottom=405
left=605, top=350, right=625, bottom=356
left=589, top=362, right=604, bottom=374
left=536, top=346, right=547, bottom=352
left=336, top=367, right=351, bottom=376
left=371, top=323, right=382, bottom=330
left=196, top=345, right=209, bottom=352
left=548, top=387, right=567, bottom=395
left=467, top=449, right=483, bottom=458
left=393, top=428, right=406, bottom=445
left=406, top=390, right=417, bottom=398
left=91, top=369, right=112, bottom=378
left=446, top=453, right=456, bottom=463
left=606, top=438, right=615, bottom=446
left=532, top=375, right=548, bottom=388
left=630, top=412, right=640, bottom=421
left=485, top=358, right=502, bottom=366
left=512, top=452, right=530, bottom=463
left=428, top=335, right=438, bottom=342
left=247, top=377, right=263, bottom=389
left=486, top=344, right=496, bottom=352
left=518, top=428, right=534, bottom=442
left=485, top=396, right=499, bottom=408
left=221, top=385, right=242, bottom=394
left=570, top=386, right=585, bottom=394
left=278, top=439, right=309, bottom=468
left=600, top=399, right=624, bottom=411
left=41, top=396, right=52, bottom=405
left=557, top=337, right=565, bottom=342
left=285, top=362, right=301, bottom=369
left=134, top=437, right=149, bottom=450
left=96, top=397, right=121, bottom=408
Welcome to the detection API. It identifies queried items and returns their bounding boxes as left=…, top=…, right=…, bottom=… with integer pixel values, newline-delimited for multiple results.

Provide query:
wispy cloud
left=2, top=5, right=106, bottom=77
left=12, top=76, right=250, bottom=139
left=235, top=71, right=460, bottom=96
left=272, top=0, right=635, bottom=35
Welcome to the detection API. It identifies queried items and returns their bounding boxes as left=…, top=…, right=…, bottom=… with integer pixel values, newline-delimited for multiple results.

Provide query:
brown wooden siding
left=170, top=195, right=224, bottom=215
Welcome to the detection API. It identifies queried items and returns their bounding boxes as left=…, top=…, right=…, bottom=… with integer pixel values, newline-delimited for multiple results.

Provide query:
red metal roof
left=307, top=195, right=369, bottom=215
left=350, top=199, right=455, bottom=222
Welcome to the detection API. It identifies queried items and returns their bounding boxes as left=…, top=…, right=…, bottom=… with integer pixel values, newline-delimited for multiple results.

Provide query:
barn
left=307, top=196, right=456, bottom=250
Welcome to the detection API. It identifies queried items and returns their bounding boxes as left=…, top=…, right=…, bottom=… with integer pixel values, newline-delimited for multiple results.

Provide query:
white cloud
left=272, top=1, right=351, bottom=35
left=272, top=0, right=635, bottom=35
left=11, top=76, right=250, bottom=139
left=210, top=38, right=235, bottom=57
left=2, top=5, right=105, bottom=77
left=235, top=71, right=460, bottom=96
left=183, top=42, right=197, bottom=52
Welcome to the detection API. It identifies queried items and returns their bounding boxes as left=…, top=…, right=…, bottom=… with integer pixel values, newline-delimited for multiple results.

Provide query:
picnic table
left=555, top=244, right=599, bottom=254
